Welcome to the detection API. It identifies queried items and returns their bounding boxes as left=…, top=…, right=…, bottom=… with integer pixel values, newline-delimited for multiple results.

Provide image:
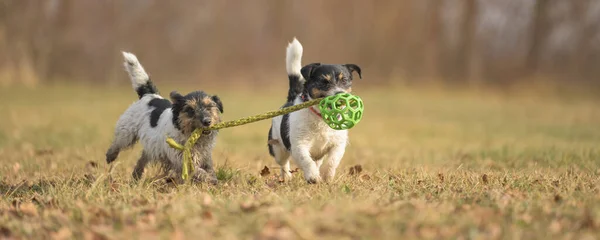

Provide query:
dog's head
left=300, top=63, right=361, bottom=99
left=170, top=91, right=223, bottom=135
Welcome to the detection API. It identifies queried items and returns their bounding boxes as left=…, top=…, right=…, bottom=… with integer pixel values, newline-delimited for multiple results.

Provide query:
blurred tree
left=0, top=0, right=599, bottom=87
left=526, top=0, right=548, bottom=77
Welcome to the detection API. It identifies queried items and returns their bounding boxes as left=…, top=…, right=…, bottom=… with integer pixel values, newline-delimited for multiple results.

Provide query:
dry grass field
left=0, top=84, right=599, bottom=239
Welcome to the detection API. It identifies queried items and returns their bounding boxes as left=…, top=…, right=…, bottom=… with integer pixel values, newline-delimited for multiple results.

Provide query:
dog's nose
left=202, top=118, right=212, bottom=126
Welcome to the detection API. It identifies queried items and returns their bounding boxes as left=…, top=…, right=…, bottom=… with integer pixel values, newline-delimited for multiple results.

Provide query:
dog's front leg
left=321, top=145, right=346, bottom=182
left=192, top=153, right=218, bottom=185
left=291, top=147, right=321, bottom=183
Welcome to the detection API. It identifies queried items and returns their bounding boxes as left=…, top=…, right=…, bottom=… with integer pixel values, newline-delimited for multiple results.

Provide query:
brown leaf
left=549, top=220, right=562, bottom=233
left=0, top=226, right=11, bottom=238
left=171, top=229, right=185, bottom=240
left=84, top=174, right=96, bottom=182
left=13, top=163, right=21, bottom=173
left=202, top=210, right=213, bottom=220
left=258, top=220, right=294, bottom=240
left=132, top=198, right=149, bottom=207
left=51, top=227, right=72, bottom=240
left=580, top=210, right=596, bottom=229
left=19, top=202, right=38, bottom=217
left=349, top=165, right=362, bottom=175
left=554, top=194, right=562, bottom=203
left=289, top=168, right=299, bottom=174
left=85, top=227, right=110, bottom=240
left=202, top=194, right=212, bottom=206
left=482, top=174, right=489, bottom=184
left=359, top=174, right=371, bottom=181
left=240, top=201, right=259, bottom=213
left=437, top=173, right=444, bottom=182
left=84, top=232, right=107, bottom=240
left=35, top=149, right=54, bottom=156
left=87, top=161, right=98, bottom=168
left=260, top=166, right=270, bottom=177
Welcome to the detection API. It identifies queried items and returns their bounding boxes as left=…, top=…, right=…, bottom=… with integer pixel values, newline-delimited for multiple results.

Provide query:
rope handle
left=166, top=97, right=323, bottom=181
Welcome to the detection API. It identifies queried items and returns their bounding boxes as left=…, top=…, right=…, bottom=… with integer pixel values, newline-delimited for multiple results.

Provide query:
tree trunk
left=526, top=0, right=548, bottom=76
left=464, top=0, right=482, bottom=85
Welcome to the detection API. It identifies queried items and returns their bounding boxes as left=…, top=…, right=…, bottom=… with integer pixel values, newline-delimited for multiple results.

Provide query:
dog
left=105, top=52, right=223, bottom=184
left=267, top=38, right=362, bottom=183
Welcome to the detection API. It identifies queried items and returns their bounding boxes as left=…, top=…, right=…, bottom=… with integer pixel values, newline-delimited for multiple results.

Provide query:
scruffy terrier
left=106, top=52, right=223, bottom=184
left=268, top=38, right=362, bottom=183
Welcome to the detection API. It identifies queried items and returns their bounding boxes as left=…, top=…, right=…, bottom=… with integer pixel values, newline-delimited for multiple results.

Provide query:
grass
left=0, top=84, right=599, bottom=239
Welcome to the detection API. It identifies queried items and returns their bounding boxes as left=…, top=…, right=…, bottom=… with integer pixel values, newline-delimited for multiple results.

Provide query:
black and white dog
left=106, top=52, right=223, bottom=184
left=268, top=38, right=362, bottom=183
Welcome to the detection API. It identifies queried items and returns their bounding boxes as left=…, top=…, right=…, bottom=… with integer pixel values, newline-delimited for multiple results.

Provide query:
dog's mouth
left=202, top=130, right=212, bottom=135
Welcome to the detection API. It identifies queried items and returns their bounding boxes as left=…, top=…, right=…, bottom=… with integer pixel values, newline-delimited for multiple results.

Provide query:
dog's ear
left=301, top=63, right=321, bottom=81
left=170, top=91, right=184, bottom=104
left=344, top=64, right=362, bottom=79
left=211, top=95, right=223, bottom=113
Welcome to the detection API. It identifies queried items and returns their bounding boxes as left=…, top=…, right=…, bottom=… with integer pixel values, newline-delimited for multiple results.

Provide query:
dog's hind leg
left=106, top=125, right=138, bottom=164
left=270, top=142, right=292, bottom=180
left=132, top=151, right=150, bottom=181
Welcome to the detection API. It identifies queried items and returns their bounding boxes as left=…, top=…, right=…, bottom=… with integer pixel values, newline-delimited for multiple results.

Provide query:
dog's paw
left=304, top=173, right=321, bottom=184
left=192, top=169, right=218, bottom=185
left=303, top=167, right=322, bottom=184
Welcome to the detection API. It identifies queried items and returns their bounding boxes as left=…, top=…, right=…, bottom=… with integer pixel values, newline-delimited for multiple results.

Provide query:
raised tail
left=122, top=52, right=158, bottom=99
left=286, top=38, right=304, bottom=102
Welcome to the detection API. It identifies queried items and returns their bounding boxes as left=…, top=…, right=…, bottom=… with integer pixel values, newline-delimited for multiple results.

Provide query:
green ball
left=318, top=93, right=364, bottom=130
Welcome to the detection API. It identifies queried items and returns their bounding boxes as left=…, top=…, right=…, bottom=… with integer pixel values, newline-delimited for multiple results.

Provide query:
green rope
left=167, top=97, right=323, bottom=181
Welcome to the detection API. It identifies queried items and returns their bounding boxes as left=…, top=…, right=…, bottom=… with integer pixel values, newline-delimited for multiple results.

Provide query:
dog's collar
left=301, top=94, right=322, bottom=118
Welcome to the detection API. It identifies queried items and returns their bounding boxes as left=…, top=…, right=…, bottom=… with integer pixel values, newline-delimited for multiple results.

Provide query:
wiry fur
left=106, top=52, right=223, bottom=184
left=268, top=38, right=362, bottom=183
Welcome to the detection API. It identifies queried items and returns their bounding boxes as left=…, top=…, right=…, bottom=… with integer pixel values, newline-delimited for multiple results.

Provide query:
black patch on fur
left=212, top=95, right=224, bottom=113
left=136, top=79, right=159, bottom=99
left=302, top=64, right=356, bottom=99
left=268, top=127, right=275, bottom=156
left=148, top=98, right=172, bottom=127
left=106, top=151, right=119, bottom=164
left=287, top=74, right=303, bottom=102
left=280, top=101, right=293, bottom=151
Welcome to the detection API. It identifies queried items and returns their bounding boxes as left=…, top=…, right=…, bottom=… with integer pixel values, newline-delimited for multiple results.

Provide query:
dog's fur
left=268, top=38, right=362, bottom=183
left=106, top=52, right=223, bottom=184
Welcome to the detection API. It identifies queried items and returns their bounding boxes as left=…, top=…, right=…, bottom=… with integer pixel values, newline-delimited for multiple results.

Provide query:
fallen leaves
left=202, top=195, right=213, bottom=207
left=482, top=174, right=489, bottom=184
left=549, top=220, right=562, bottom=233
left=51, top=227, right=72, bottom=240
left=34, top=148, right=54, bottom=156
left=359, top=174, right=371, bottom=181
left=260, top=166, right=271, bottom=177
left=554, top=194, right=562, bottom=203
left=0, top=226, right=11, bottom=238
left=87, top=161, right=98, bottom=169
left=18, top=202, right=38, bottom=217
left=13, top=163, right=21, bottom=173
left=257, top=220, right=294, bottom=240
left=348, top=165, right=362, bottom=175
left=240, top=201, right=259, bottom=213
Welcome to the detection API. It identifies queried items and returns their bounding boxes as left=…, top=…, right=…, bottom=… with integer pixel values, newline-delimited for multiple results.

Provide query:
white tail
left=286, top=38, right=303, bottom=79
left=122, top=52, right=150, bottom=90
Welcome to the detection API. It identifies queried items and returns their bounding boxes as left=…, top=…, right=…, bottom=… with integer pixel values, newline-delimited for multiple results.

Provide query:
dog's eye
left=184, top=107, right=195, bottom=116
